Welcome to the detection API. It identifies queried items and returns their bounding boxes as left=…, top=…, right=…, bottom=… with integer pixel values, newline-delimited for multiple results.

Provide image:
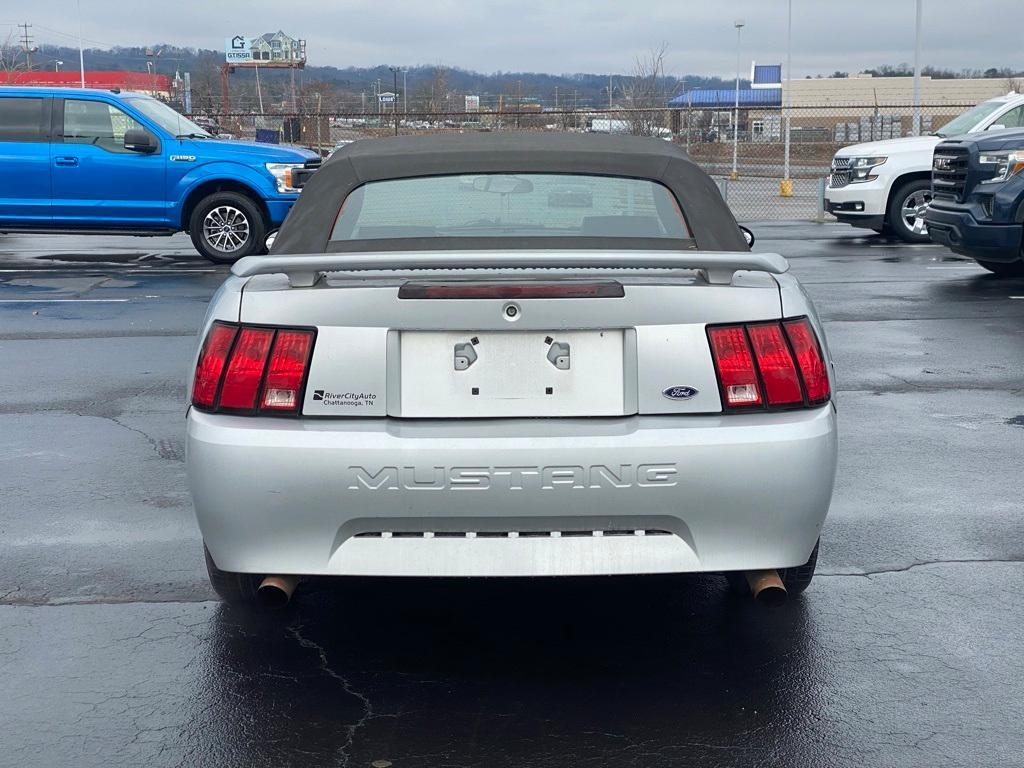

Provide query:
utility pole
left=76, top=0, right=86, bottom=87
left=516, top=79, right=522, bottom=128
left=780, top=0, right=793, bottom=197
left=390, top=66, right=400, bottom=135
left=555, top=85, right=559, bottom=110
left=731, top=19, right=745, bottom=181
left=403, top=69, right=408, bottom=114
left=608, top=74, right=613, bottom=110
left=912, top=0, right=923, bottom=135
left=18, top=23, right=34, bottom=70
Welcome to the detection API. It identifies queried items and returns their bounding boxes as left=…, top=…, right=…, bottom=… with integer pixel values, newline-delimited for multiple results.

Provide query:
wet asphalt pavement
left=1, top=224, right=1022, bottom=767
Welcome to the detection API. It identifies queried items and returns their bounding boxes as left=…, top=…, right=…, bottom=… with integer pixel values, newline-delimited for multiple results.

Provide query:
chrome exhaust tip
left=257, top=574, right=299, bottom=609
left=745, top=569, right=788, bottom=605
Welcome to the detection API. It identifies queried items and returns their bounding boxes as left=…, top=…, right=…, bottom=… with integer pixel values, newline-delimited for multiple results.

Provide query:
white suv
left=825, top=93, right=1024, bottom=242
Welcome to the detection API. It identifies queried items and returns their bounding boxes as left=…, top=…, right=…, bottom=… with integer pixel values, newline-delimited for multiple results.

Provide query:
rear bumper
left=925, top=204, right=1023, bottom=261
left=188, top=406, right=838, bottom=577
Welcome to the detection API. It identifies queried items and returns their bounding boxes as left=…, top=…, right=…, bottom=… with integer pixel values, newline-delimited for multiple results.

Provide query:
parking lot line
left=0, top=299, right=130, bottom=303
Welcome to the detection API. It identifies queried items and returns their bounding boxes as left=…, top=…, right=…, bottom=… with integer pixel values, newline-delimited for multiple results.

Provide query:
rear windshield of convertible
left=329, top=174, right=691, bottom=243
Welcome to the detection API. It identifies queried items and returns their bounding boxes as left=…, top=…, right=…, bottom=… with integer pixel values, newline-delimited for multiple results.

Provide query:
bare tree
left=0, top=31, right=27, bottom=74
left=189, top=64, right=219, bottom=115
left=429, top=67, right=449, bottom=114
left=622, top=43, right=680, bottom=137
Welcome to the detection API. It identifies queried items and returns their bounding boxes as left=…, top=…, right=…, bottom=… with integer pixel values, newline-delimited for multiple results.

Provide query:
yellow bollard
left=779, top=178, right=793, bottom=197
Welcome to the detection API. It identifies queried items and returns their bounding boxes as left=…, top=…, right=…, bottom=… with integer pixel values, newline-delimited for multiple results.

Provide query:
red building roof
left=0, top=70, right=172, bottom=92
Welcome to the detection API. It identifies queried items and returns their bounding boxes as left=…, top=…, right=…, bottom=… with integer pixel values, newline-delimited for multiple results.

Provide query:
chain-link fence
left=200, top=104, right=972, bottom=221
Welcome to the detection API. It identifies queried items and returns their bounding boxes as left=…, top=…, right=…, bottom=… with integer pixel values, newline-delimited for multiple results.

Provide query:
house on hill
left=250, top=31, right=306, bottom=63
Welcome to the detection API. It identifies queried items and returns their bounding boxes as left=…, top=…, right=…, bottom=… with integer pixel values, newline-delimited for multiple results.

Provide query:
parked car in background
left=825, top=92, right=1024, bottom=242
left=0, top=86, right=319, bottom=262
left=925, top=128, right=1024, bottom=277
left=547, top=184, right=593, bottom=208
left=187, top=133, right=837, bottom=610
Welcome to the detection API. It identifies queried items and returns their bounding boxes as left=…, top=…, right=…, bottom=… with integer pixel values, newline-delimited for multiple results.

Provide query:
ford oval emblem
left=662, top=386, right=699, bottom=400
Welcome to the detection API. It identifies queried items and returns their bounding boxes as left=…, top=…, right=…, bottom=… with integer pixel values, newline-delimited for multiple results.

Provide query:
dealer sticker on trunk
left=312, top=390, right=378, bottom=407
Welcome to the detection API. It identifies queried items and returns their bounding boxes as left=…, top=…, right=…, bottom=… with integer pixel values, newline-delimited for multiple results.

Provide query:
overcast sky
left=4, top=0, right=1022, bottom=78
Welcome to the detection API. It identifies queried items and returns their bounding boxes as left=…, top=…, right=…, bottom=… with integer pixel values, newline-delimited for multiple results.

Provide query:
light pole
left=76, top=0, right=86, bottom=87
left=55, top=60, right=63, bottom=72
left=780, top=0, right=793, bottom=197
left=912, top=0, right=922, bottom=135
left=389, top=66, right=400, bottom=135
left=731, top=19, right=744, bottom=181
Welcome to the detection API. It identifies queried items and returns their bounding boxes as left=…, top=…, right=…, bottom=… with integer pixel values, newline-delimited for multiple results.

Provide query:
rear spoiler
left=231, top=251, right=789, bottom=287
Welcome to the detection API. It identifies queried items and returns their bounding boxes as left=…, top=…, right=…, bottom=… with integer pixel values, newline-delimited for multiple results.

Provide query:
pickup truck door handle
left=54, top=156, right=79, bottom=167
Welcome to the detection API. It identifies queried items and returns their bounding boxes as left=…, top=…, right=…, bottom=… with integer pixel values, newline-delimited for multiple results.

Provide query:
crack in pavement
left=288, top=623, right=380, bottom=768
left=820, top=557, right=1024, bottom=577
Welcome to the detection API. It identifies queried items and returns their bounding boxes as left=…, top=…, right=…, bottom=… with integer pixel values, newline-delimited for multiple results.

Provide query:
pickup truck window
left=125, top=97, right=211, bottom=139
left=994, top=105, right=1024, bottom=129
left=62, top=99, right=143, bottom=153
left=330, top=174, right=691, bottom=242
left=0, top=97, right=46, bottom=142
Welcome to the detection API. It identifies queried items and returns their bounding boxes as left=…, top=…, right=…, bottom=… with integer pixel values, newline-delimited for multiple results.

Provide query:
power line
left=10, top=21, right=115, bottom=49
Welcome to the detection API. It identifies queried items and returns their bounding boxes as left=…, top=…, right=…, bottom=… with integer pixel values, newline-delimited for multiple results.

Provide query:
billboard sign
left=225, top=35, right=252, bottom=63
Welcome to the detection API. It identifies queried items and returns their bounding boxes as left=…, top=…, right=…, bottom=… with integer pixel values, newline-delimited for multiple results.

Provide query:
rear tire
left=204, top=544, right=261, bottom=604
left=976, top=259, right=1024, bottom=277
left=189, top=191, right=267, bottom=264
left=724, top=539, right=820, bottom=598
left=886, top=179, right=933, bottom=243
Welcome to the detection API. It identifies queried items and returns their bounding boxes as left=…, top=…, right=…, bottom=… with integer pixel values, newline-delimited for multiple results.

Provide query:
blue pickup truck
left=0, top=87, right=319, bottom=262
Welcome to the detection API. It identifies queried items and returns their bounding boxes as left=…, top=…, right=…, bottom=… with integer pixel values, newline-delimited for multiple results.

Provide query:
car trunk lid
left=235, top=250, right=786, bottom=418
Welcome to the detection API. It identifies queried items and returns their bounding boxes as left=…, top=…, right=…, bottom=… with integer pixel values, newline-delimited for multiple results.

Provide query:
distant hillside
left=25, top=42, right=746, bottom=112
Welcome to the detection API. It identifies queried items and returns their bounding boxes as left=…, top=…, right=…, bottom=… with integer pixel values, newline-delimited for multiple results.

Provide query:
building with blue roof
left=668, top=88, right=782, bottom=109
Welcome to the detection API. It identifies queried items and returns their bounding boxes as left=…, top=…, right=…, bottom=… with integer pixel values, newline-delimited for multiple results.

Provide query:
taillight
left=747, top=323, right=803, bottom=406
left=707, top=326, right=762, bottom=408
left=783, top=318, right=831, bottom=404
left=707, top=317, right=830, bottom=412
left=261, top=331, right=314, bottom=411
left=192, top=323, right=238, bottom=409
left=219, top=328, right=275, bottom=410
left=190, top=321, right=316, bottom=416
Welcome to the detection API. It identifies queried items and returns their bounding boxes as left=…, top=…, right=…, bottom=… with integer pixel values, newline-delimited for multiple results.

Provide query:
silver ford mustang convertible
left=186, top=133, right=838, bottom=608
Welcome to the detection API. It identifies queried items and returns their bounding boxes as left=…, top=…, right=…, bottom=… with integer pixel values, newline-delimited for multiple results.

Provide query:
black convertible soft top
left=272, top=132, right=747, bottom=254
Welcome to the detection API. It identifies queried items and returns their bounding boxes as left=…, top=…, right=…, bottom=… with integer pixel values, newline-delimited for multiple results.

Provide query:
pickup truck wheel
left=189, top=192, right=267, bottom=264
left=204, top=544, right=261, bottom=604
left=976, top=259, right=1024, bottom=277
left=724, top=540, right=820, bottom=598
left=887, top=179, right=933, bottom=243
